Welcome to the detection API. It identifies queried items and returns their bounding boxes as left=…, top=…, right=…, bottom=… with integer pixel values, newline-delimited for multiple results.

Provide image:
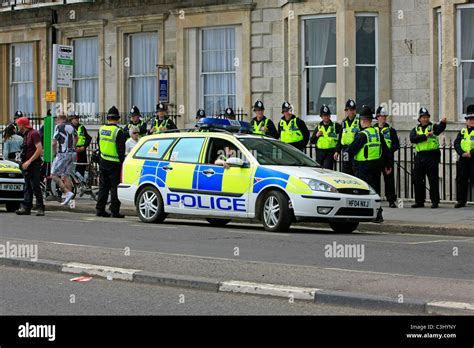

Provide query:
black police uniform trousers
left=22, top=159, right=45, bottom=210
left=76, top=150, right=88, bottom=177
left=381, top=161, right=397, bottom=203
left=413, top=151, right=440, bottom=205
left=341, top=146, right=356, bottom=176
left=456, top=157, right=474, bottom=204
left=354, top=160, right=382, bottom=194
left=316, top=148, right=336, bottom=170
left=96, top=159, right=121, bottom=214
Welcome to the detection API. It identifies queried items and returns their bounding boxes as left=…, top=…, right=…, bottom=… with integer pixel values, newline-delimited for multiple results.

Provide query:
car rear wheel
left=329, top=221, right=359, bottom=234
left=261, top=190, right=292, bottom=232
left=206, top=218, right=231, bottom=227
left=6, top=202, right=20, bottom=212
left=136, top=186, right=167, bottom=223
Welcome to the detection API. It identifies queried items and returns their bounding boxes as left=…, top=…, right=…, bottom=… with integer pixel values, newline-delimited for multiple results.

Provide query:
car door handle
left=202, top=169, right=215, bottom=176
left=163, top=165, right=173, bottom=171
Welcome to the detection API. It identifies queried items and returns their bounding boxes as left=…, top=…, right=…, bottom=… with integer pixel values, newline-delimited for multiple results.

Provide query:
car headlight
left=300, top=178, right=337, bottom=193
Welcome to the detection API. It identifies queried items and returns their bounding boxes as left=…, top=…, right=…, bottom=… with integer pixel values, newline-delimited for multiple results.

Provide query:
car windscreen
left=239, top=138, right=319, bottom=167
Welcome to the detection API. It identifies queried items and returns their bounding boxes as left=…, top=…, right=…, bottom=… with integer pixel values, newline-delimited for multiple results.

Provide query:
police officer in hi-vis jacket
left=334, top=99, right=360, bottom=175
left=409, top=107, right=447, bottom=209
left=454, top=104, right=474, bottom=208
left=310, top=104, right=341, bottom=169
left=251, top=100, right=278, bottom=139
left=278, top=101, right=310, bottom=152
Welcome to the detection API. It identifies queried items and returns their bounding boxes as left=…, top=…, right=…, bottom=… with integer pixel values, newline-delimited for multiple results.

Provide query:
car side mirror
left=226, top=157, right=244, bottom=167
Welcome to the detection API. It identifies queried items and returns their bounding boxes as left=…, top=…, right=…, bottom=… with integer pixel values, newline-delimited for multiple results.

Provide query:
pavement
left=1, top=208, right=473, bottom=315
left=45, top=197, right=474, bottom=236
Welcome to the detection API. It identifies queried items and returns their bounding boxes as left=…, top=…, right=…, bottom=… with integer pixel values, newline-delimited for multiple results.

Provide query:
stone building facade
left=0, top=0, right=473, bottom=140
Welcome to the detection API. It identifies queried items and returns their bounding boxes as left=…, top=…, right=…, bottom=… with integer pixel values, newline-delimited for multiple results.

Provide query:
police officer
left=124, top=106, right=147, bottom=139
left=70, top=113, right=92, bottom=177
left=335, top=99, right=360, bottom=175
left=150, top=103, right=177, bottom=134
left=375, top=105, right=400, bottom=208
left=310, top=105, right=341, bottom=169
left=454, top=104, right=474, bottom=208
left=96, top=106, right=126, bottom=218
left=410, top=107, right=447, bottom=209
left=224, top=107, right=236, bottom=120
left=278, top=101, right=310, bottom=152
left=251, top=100, right=278, bottom=139
left=348, top=105, right=392, bottom=223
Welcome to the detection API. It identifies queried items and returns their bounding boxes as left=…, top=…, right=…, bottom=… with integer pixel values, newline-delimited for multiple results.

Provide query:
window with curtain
left=303, top=16, right=337, bottom=117
left=356, top=15, right=377, bottom=112
left=129, top=32, right=157, bottom=113
left=458, top=7, right=474, bottom=119
left=73, top=37, right=98, bottom=115
left=10, top=43, right=34, bottom=115
left=201, top=27, right=236, bottom=115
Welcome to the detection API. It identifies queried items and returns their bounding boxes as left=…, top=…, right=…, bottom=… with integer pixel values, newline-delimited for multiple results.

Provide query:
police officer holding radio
left=375, top=105, right=400, bottom=208
left=310, top=105, right=341, bottom=169
left=410, top=107, right=447, bottom=209
left=348, top=105, right=392, bottom=223
left=124, top=106, right=147, bottom=139
left=454, top=104, right=474, bottom=208
left=150, top=103, right=177, bottom=134
left=251, top=100, right=278, bottom=139
left=334, top=99, right=360, bottom=175
left=96, top=106, right=126, bottom=218
left=278, top=101, right=310, bottom=152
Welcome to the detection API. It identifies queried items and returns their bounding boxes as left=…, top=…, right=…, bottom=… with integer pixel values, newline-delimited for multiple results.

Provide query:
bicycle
left=48, top=161, right=99, bottom=201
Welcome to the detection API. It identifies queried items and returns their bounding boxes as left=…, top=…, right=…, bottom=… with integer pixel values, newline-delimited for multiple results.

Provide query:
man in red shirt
left=15, top=117, right=44, bottom=216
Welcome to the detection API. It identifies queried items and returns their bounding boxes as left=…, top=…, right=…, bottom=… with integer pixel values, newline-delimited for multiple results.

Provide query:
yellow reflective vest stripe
left=316, top=123, right=337, bottom=149
left=99, top=125, right=120, bottom=162
left=460, top=128, right=474, bottom=153
left=280, top=118, right=303, bottom=143
left=415, top=125, right=439, bottom=152
left=154, top=119, right=169, bottom=133
left=355, top=127, right=382, bottom=161
left=380, top=126, right=392, bottom=149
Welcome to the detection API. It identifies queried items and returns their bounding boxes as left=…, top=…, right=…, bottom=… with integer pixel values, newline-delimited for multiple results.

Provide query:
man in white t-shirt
left=51, top=114, right=77, bottom=205
left=125, top=126, right=140, bottom=155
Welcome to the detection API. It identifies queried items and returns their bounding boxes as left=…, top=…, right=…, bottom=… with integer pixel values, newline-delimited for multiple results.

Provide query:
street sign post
left=158, top=66, right=169, bottom=103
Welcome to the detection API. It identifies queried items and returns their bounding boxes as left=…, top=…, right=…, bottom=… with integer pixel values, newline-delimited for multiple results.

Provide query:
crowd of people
left=2, top=99, right=473, bottom=218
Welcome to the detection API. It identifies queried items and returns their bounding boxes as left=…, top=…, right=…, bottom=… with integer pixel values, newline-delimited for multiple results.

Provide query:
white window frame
left=437, top=9, right=442, bottom=117
left=127, top=32, right=158, bottom=112
left=199, top=26, right=237, bottom=116
left=355, top=12, right=379, bottom=113
left=71, top=36, right=99, bottom=114
left=457, top=4, right=474, bottom=120
left=301, top=14, right=337, bottom=122
left=9, top=42, right=34, bottom=115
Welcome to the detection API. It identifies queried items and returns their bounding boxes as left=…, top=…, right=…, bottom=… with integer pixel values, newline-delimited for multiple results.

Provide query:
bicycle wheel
left=49, top=178, right=77, bottom=200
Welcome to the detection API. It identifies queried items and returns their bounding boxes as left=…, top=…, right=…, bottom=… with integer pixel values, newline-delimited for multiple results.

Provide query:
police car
left=118, top=118, right=381, bottom=233
left=0, top=158, right=24, bottom=212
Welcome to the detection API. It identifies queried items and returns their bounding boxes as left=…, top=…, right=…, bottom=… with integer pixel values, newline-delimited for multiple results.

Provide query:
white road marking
left=426, top=301, right=474, bottom=314
left=61, top=262, right=141, bottom=281
left=219, top=280, right=319, bottom=300
left=52, top=218, right=92, bottom=223
left=225, top=230, right=291, bottom=237
left=130, top=224, right=177, bottom=229
left=360, top=238, right=474, bottom=245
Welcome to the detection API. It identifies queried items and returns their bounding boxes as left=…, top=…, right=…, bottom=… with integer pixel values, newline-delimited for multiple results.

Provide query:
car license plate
left=0, top=184, right=23, bottom=191
left=347, top=199, right=370, bottom=208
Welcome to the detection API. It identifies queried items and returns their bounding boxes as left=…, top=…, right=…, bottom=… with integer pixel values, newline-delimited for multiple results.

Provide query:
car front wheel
left=329, top=221, right=359, bottom=234
left=261, top=190, right=292, bottom=232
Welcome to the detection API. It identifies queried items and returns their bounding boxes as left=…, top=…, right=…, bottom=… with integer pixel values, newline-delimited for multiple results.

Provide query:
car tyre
left=329, top=221, right=359, bottom=234
left=206, top=218, right=231, bottom=227
left=261, top=190, right=292, bottom=232
left=136, top=186, right=167, bottom=223
left=6, top=202, right=21, bottom=212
